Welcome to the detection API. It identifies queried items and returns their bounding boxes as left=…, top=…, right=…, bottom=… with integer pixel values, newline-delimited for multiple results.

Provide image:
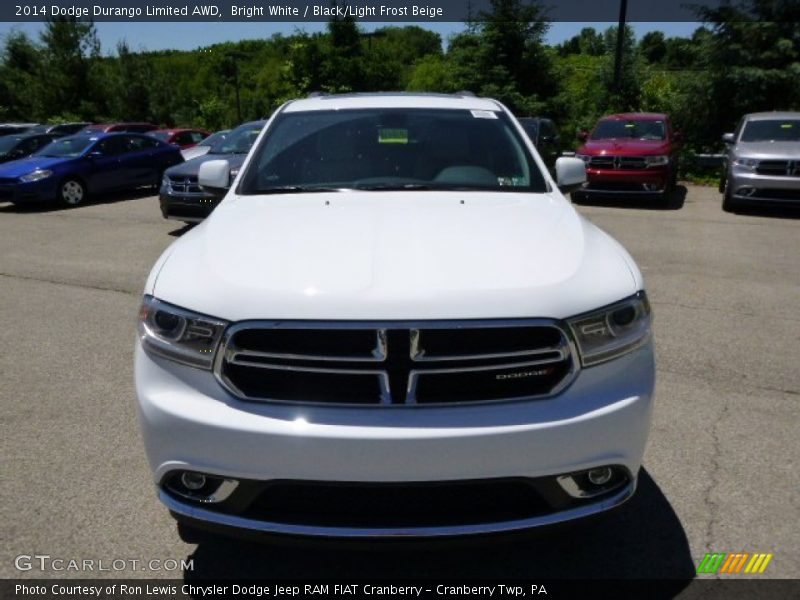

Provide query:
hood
left=151, top=192, right=640, bottom=321
left=734, top=141, right=800, bottom=160
left=165, top=153, right=246, bottom=177
left=579, top=138, right=670, bottom=155
left=0, top=155, right=74, bottom=177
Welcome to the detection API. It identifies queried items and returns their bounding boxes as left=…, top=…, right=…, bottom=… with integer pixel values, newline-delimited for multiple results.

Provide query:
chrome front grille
left=588, top=156, right=648, bottom=170
left=214, top=321, right=576, bottom=406
left=756, top=160, right=799, bottom=177
left=167, top=174, right=204, bottom=194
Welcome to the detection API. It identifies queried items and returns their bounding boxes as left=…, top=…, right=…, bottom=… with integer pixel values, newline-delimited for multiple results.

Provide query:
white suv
left=135, top=93, right=655, bottom=539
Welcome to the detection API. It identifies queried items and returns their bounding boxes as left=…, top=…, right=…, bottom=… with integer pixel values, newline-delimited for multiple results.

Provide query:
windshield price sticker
left=471, top=110, right=498, bottom=119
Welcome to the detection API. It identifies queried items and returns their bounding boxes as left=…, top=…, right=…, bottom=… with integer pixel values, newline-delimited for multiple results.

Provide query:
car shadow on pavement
left=181, top=469, right=694, bottom=588
left=0, top=187, right=157, bottom=213
left=573, top=185, right=687, bottom=211
left=727, top=203, right=800, bottom=220
left=169, top=223, right=196, bottom=237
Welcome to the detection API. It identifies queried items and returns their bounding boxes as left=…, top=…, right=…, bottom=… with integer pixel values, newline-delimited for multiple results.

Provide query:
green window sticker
left=378, top=128, right=408, bottom=144
left=781, top=123, right=793, bottom=129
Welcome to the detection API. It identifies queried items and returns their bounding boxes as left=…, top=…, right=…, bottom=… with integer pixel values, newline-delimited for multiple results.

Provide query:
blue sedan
left=0, top=132, right=183, bottom=206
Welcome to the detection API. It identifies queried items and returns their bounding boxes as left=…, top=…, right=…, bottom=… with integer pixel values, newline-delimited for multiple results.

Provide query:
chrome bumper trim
left=159, top=479, right=636, bottom=538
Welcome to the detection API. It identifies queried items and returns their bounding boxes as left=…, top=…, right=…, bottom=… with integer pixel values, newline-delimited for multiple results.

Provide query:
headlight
left=567, top=292, right=652, bottom=367
left=20, top=169, right=53, bottom=183
left=138, top=295, right=228, bottom=369
left=575, top=154, right=591, bottom=163
left=733, top=157, right=758, bottom=169
left=161, top=174, right=170, bottom=188
left=645, top=155, right=669, bottom=167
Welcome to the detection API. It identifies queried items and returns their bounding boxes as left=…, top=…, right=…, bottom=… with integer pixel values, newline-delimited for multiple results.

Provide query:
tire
left=57, top=178, right=86, bottom=207
left=722, top=190, right=738, bottom=213
left=721, top=180, right=738, bottom=213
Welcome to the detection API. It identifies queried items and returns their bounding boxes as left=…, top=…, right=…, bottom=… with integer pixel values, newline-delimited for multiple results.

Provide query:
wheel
left=721, top=181, right=738, bottom=213
left=660, top=172, right=678, bottom=208
left=58, top=178, right=86, bottom=206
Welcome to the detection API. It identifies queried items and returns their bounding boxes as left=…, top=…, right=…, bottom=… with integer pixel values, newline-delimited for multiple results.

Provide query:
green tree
left=38, top=17, right=102, bottom=119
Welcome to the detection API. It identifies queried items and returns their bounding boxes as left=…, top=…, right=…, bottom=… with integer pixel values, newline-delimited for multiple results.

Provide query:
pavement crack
left=0, top=272, right=138, bottom=297
left=702, top=400, right=729, bottom=563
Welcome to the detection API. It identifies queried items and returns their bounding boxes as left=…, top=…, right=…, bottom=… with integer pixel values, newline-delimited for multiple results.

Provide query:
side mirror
left=577, top=130, right=589, bottom=143
left=722, top=133, right=735, bottom=144
left=555, top=157, right=587, bottom=194
left=198, top=159, right=231, bottom=193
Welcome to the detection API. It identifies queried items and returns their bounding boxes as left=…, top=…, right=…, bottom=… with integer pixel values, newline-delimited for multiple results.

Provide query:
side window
left=123, top=135, right=158, bottom=153
left=97, top=137, right=126, bottom=156
left=541, top=121, right=556, bottom=141
left=190, top=132, right=205, bottom=143
left=20, top=138, right=40, bottom=153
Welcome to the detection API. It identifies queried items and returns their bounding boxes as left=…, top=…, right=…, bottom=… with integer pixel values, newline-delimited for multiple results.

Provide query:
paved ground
left=1, top=186, right=798, bottom=587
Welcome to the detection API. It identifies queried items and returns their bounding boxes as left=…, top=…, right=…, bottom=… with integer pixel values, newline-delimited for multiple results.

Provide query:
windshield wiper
left=353, top=183, right=432, bottom=191
left=248, top=185, right=347, bottom=194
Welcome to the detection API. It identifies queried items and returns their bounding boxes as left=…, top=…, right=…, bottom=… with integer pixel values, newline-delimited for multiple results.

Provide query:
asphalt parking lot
left=1, top=185, right=798, bottom=587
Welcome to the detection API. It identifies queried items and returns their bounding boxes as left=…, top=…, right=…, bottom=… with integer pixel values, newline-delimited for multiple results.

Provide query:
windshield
left=239, top=109, right=546, bottom=194
left=201, top=131, right=228, bottom=146
left=592, top=119, right=665, bottom=141
left=36, top=136, right=94, bottom=157
left=210, top=125, right=262, bottom=154
left=0, top=137, right=22, bottom=153
left=740, top=119, right=800, bottom=142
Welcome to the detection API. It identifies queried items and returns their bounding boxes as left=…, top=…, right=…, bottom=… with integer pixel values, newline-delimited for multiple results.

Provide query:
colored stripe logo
left=697, top=552, right=773, bottom=574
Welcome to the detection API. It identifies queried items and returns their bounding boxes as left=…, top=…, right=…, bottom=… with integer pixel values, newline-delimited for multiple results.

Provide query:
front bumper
left=135, top=341, right=655, bottom=536
left=0, top=178, right=57, bottom=203
left=581, top=166, right=670, bottom=196
left=159, top=188, right=220, bottom=222
left=728, top=168, right=800, bottom=204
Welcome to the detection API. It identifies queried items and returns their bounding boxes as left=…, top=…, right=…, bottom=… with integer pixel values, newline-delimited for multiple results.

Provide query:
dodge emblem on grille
left=496, top=368, right=552, bottom=380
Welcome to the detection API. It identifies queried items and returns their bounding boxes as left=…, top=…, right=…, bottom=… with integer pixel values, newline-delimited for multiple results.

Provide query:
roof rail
left=455, top=90, right=476, bottom=97
left=307, top=91, right=327, bottom=98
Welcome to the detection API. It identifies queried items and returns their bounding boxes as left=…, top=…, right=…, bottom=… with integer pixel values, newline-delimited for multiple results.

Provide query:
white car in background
left=135, top=93, right=655, bottom=539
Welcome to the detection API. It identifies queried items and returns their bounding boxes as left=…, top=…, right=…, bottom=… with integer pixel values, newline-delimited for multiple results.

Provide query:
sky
left=0, top=21, right=702, bottom=54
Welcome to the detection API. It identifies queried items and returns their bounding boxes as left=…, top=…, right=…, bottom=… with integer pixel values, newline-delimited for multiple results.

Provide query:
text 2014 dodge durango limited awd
left=135, top=93, right=655, bottom=539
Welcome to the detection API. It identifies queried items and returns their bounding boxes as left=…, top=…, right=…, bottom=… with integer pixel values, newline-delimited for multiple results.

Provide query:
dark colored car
left=0, top=123, right=38, bottom=137
left=26, top=122, right=92, bottom=137
left=0, top=132, right=183, bottom=206
left=517, top=117, right=561, bottom=171
left=82, top=123, right=158, bottom=134
left=148, top=128, right=211, bottom=149
left=573, top=113, right=681, bottom=205
left=0, top=133, right=60, bottom=163
left=159, top=120, right=265, bottom=222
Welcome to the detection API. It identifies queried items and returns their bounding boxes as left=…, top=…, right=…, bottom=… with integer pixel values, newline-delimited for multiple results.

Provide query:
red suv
left=573, top=113, right=681, bottom=205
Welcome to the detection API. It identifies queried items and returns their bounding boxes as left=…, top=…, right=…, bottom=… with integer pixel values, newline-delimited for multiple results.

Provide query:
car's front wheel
left=58, top=178, right=86, bottom=207
left=721, top=180, right=738, bottom=213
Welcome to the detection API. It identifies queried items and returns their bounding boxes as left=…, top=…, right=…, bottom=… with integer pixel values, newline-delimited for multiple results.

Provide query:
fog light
left=181, top=472, right=206, bottom=490
left=737, top=187, right=755, bottom=197
left=587, top=467, right=613, bottom=486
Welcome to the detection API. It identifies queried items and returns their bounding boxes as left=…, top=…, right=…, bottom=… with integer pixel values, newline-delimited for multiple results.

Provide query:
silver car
left=720, top=112, right=800, bottom=212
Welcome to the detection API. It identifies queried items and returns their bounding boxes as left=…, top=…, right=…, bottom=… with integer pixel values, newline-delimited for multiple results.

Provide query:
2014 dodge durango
left=135, top=93, right=656, bottom=539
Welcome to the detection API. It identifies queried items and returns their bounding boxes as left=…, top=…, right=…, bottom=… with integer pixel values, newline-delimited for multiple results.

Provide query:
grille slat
left=756, top=160, right=799, bottom=177
left=215, top=321, right=576, bottom=406
left=588, top=155, right=649, bottom=170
